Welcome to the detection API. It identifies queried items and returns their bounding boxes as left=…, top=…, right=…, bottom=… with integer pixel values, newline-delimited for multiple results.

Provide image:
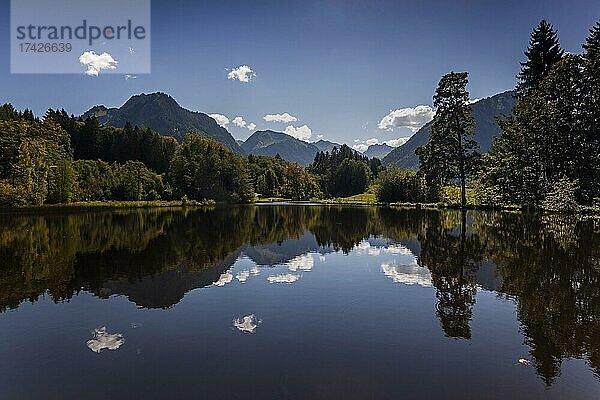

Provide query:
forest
left=0, top=20, right=599, bottom=211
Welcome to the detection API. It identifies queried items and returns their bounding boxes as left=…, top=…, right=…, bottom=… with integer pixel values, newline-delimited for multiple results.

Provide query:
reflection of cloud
left=287, top=254, right=314, bottom=272
left=381, top=263, right=432, bottom=287
left=267, top=273, right=300, bottom=284
left=236, top=270, right=250, bottom=282
left=86, top=327, right=125, bottom=353
left=356, top=240, right=414, bottom=257
left=213, top=272, right=233, bottom=286
left=236, top=267, right=260, bottom=282
left=233, top=314, right=261, bottom=333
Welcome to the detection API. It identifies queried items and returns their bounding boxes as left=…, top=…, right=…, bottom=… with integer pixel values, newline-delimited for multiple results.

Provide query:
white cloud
left=267, top=273, right=300, bottom=284
left=86, top=327, right=125, bottom=353
left=378, top=105, right=435, bottom=131
left=232, top=116, right=247, bottom=128
left=366, top=138, right=379, bottom=146
left=263, top=113, right=298, bottom=123
left=467, top=98, right=481, bottom=105
left=209, top=114, right=230, bottom=128
left=79, top=51, right=118, bottom=76
left=247, top=122, right=256, bottom=131
left=284, top=125, right=312, bottom=141
left=352, top=144, right=369, bottom=153
left=227, top=65, right=256, bottom=82
left=124, top=74, right=137, bottom=80
left=384, top=138, right=410, bottom=147
left=316, top=134, right=324, bottom=139
left=233, top=314, right=261, bottom=333
left=213, top=272, right=233, bottom=286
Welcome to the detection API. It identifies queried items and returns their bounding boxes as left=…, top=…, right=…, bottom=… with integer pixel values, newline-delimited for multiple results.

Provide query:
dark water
left=1, top=205, right=600, bottom=399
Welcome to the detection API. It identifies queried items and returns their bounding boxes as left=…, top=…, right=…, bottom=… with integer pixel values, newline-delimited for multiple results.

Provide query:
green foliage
left=280, top=162, right=321, bottom=200
left=169, top=134, right=253, bottom=203
left=375, top=168, right=425, bottom=203
left=416, top=71, right=479, bottom=206
left=0, top=117, right=73, bottom=206
left=542, top=176, right=580, bottom=213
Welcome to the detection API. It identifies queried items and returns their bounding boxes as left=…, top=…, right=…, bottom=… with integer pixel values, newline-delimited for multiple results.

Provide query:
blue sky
left=1, top=0, right=599, bottom=148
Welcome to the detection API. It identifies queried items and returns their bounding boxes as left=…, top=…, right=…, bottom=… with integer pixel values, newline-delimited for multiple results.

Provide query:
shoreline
left=0, top=198, right=598, bottom=217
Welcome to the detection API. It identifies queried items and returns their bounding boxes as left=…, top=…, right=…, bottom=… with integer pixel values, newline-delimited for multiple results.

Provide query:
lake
left=1, top=205, right=599, bottom=399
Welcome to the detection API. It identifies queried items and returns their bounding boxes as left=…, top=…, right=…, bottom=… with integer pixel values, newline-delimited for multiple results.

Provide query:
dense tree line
left=3, top=105, right=389, bottom=206
left=309, top=144, right=380, bottom=198
left=46, top=109, right=178, bottom=174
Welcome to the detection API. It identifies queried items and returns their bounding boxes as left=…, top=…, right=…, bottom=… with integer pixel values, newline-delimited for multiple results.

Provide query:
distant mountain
left=382, top=91, right=517, bottom=169
left=242, top=130, right=319, bottom=166
left=81, top=92, right=243, bottom=154
left=236, top=139, right=245, bottom=147
left=363, top=143, right=394, bottom=159
left=313, top=139, right=341, bottom=153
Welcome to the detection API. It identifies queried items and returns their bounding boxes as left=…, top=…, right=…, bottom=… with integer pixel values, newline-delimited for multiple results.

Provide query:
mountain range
left=241, top=130, right=321, bottom=166
left=80, top=91, right=516, bottom=168
left=382, top=91, right=517, bottom=169
left=82, top=92, right=243, bottom=154
left=363, top=143, right=395, bottom=159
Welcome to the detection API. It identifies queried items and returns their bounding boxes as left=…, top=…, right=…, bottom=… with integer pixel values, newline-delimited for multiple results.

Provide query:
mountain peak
left=81, top=92, right=243, bottom=154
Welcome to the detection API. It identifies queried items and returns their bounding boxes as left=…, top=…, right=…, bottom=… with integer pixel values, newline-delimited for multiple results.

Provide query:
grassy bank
left=0, top=199, right=216, bottom=213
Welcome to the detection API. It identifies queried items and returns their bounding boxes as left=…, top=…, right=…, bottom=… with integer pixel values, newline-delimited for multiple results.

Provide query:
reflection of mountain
left=241, top=232, right=333, bottom=266
left=99, top=252, right=240, bottom=309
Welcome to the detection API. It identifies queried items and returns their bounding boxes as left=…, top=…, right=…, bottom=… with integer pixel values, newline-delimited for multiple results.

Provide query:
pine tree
left=416, top=72, right=478, bottom=207
left=517, top=20, right=564, bottom=95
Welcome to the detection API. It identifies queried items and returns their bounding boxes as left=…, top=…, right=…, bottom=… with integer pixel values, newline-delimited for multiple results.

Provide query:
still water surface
left=1, top=205, right=599, bottom=399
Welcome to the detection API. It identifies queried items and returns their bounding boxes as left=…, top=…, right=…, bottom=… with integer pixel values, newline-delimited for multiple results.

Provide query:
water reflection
left=1, top=205, right=600, bottom=386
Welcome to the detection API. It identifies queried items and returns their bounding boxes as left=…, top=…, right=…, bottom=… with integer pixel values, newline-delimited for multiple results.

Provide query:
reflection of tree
left=416, top=210, right=483, bottom=339
left=476, top=212, right=600, bottom=385
left=3, top=206, right=600, bottom=387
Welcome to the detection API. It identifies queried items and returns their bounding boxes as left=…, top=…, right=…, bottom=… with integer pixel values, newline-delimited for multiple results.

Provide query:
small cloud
left=267, top=273, right=300, bottom=284
left=366, top=138, right=379, bottom=145
left=86, top=327, right=125, bottom=353
left=378, top=105, right=435, bottom=131
left=352, top=144, right=369, bottom=152
left=209, top=114, right=230, bottom=128
left=233, top=314, right=261, bottom=333
left=79, top=51, right=118, bottom=76
left=284, top=125, right=312, bottom=141
left=247, top=122, right=256, bottom=131
left=467, top=98, right=481, bottom=105
left=384, top=137, right=410, bottom=147
left=232, top=116, right=247, bottom=128
left=125, top=74, right=137, bottom=80
left=227, top=65, right=256, bottom=82
left=129, top=47, right=135, bottom=54
left=263, top=113, right=298, bottom=123
left=316, top=134, right=324, bottom=139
